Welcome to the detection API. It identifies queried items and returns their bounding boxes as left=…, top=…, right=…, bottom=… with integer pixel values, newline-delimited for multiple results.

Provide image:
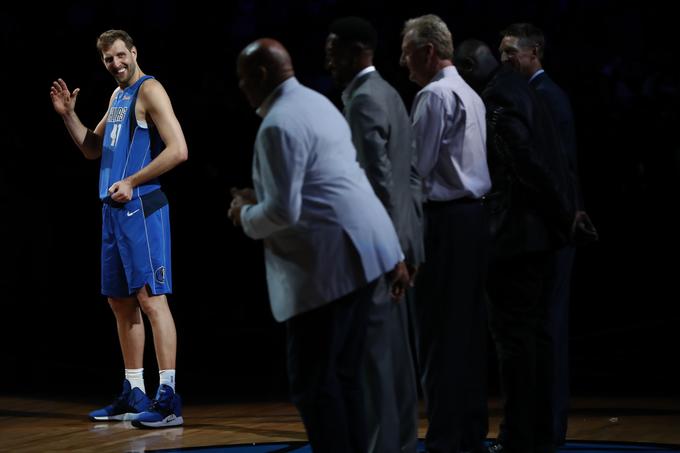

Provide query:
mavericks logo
left=155, top=266, right=166, bottom=284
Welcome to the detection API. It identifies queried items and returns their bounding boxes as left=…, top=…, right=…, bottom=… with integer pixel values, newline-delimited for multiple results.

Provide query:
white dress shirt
left=528, top=68, right=545, bottom=84
left=410, top=65, right=491, bottom=201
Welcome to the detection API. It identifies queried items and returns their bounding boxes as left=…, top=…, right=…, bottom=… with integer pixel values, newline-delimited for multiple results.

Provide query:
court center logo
left=154, top=266, right=166, bottom=284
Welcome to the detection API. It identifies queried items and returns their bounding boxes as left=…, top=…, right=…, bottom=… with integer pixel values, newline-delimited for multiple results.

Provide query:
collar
left=341, top=66, right=376, bottom=106
left=256, top=77, right=299, bottom=118
left=430, top=64, right=458, bottom=84
left=528, top=68, right=545, bottom=84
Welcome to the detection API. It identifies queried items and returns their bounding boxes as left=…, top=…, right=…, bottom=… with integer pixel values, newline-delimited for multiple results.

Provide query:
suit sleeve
left=535, top=83, right=584, bottom=210
left=347, top=93, right=395, bottom=218
left=486, top=93, right=573, bottom=235
left=241, top=123, right=308, bottom=239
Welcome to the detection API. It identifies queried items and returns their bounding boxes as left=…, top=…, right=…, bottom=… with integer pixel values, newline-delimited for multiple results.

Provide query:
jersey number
left=110, top=123, right=122, bottom=148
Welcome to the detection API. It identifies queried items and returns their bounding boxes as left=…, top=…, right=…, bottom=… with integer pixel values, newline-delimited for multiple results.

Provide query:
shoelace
left=147, top=391, right=171, bottom=412
left=147, top=400, right=160, bottom=411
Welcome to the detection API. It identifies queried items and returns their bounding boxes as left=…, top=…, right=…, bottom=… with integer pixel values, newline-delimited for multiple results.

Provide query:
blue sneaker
left=131, top=384, right=183, bottom=428
left=89, top=379, right=151, bottom=421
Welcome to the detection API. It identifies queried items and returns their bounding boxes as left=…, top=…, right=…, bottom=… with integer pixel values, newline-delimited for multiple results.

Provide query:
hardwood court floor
left=1, top=396, right=679, bottom=452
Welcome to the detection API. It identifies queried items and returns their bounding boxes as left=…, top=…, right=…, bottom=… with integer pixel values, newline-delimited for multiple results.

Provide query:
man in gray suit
left=325, top=16, right=424, bottom=453
left=230, top=38, right=409, bottom=453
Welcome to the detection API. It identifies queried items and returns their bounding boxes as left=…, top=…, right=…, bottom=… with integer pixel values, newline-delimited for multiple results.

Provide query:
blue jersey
left=100, top=75, right=163, bottom=200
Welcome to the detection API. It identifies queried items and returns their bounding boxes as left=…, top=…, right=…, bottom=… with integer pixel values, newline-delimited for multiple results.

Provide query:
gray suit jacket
left=241, top=77, right=403, bottom=322
left=343, top=71, right=425, bottom=266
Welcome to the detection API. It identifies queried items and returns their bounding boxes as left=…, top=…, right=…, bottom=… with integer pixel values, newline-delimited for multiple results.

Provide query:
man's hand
left=50, top=78, right=80, bottom=117
left=230, top=187, right=257, bottom=204
left=228, top=187, right=256, bottom=227
left=108, top=179, right=133, bottom=203
left=406, top=263, right=419, bottom=287
left=388, top=261, right=411, bottom=301
left=571, top=210, right=598, bottom=245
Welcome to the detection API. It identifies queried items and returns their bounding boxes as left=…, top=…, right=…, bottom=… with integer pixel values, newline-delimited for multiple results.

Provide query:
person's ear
left=531, top=45, right=540, bottom=58
left=256, top=65, right=268, bottom=84
left=349, top=42, right=365, bottom=54
left=424, top=43, right=435, bottom=58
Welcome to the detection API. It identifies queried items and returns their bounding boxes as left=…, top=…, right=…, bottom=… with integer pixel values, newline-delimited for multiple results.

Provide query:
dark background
left=1, top=0, right=679, bottom=402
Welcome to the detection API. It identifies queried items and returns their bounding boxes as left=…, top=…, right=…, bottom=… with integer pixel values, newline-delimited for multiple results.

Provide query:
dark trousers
left=364, top=278, right=419, bottom=453
left=414, top=200, right=490, bottom=453
left=287, top=279, right=378, bottom=453
left=487, top=250, right=559, bottom=453
left=549, top=246, right=575, bottom=444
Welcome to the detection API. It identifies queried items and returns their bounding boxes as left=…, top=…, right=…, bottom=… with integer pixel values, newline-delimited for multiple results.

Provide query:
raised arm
left=50, top=78, right=108, bottom=160
left=108, top=79, right=188, bottom=202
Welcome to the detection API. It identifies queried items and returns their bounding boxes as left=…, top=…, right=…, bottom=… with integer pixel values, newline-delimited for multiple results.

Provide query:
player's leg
left=90, top=205, right=151, bottom=422
left=128, top=202, right=182, bottom=428
left=137, top=289, right=176, bottom=371
left=132, top=288, right=182, bottom=428
left=109, top=296, right=145, bottom=370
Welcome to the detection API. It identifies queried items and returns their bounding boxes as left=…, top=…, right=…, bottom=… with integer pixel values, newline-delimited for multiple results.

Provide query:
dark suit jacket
left=482, top=65, right=575, bottom=258
left=344, top=70, right=425, bottom=266
left=530, top=71, right=583, bottom=210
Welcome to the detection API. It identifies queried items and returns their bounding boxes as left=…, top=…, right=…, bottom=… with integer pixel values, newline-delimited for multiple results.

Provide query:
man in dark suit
left=325, top=16, right=423, bottom=453
left=455, top=39, right=575, bottom=453
left=499, top=23, right=597, bottom=445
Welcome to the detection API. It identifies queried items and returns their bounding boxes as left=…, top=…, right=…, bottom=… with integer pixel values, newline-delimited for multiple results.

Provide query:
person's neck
left=119, top=68, right=145, bottom=89
left=354, top=62, right=374, bottom=76
left=527, top=63, right=543, bottom=78
left=356, top=62, right=370, bottom=73
left=425, top=59, right=452, bottom=84
left=436, top=59, right=452, bottom=72
left=358, top=54, right=374, bottom=70
left=272, top=72, right=294, bottom=88
left=341, top=63, right=374, bottom=90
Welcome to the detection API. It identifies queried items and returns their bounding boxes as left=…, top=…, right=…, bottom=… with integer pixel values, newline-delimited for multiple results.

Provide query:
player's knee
left=138, top=292, right=168, bottom=319
left=108, top=297, right=141, bottom=321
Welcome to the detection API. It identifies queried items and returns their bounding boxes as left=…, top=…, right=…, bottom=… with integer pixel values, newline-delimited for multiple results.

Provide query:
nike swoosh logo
left=127, top=209, right=140, bottom=217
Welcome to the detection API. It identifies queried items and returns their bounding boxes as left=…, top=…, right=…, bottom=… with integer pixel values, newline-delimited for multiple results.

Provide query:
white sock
left=159, top=369, right=176, bottom=391
left=125, top=368, right=146, bottom=394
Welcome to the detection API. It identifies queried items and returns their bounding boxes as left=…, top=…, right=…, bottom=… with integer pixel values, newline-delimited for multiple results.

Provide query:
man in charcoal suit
left=326, top=16, right=424, bottom=453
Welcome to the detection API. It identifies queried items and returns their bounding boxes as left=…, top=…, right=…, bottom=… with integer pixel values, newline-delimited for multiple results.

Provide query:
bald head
left=454, top=39, right=499, bottom=94
left=237, top=38, right=295, bottom=109
left=240, top=39, right=294, bottom=80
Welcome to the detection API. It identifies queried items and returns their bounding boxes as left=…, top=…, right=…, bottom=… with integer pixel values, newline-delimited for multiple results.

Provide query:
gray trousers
left=363, top=277, right=419, bottom=453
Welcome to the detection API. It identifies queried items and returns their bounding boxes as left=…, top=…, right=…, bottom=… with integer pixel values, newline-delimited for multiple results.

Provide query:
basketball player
left=50, top=29, right=187, bottom=428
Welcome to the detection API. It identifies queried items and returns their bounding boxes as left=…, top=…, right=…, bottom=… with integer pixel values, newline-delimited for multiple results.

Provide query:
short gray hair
left=402, top=14, right=453, bottom=60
